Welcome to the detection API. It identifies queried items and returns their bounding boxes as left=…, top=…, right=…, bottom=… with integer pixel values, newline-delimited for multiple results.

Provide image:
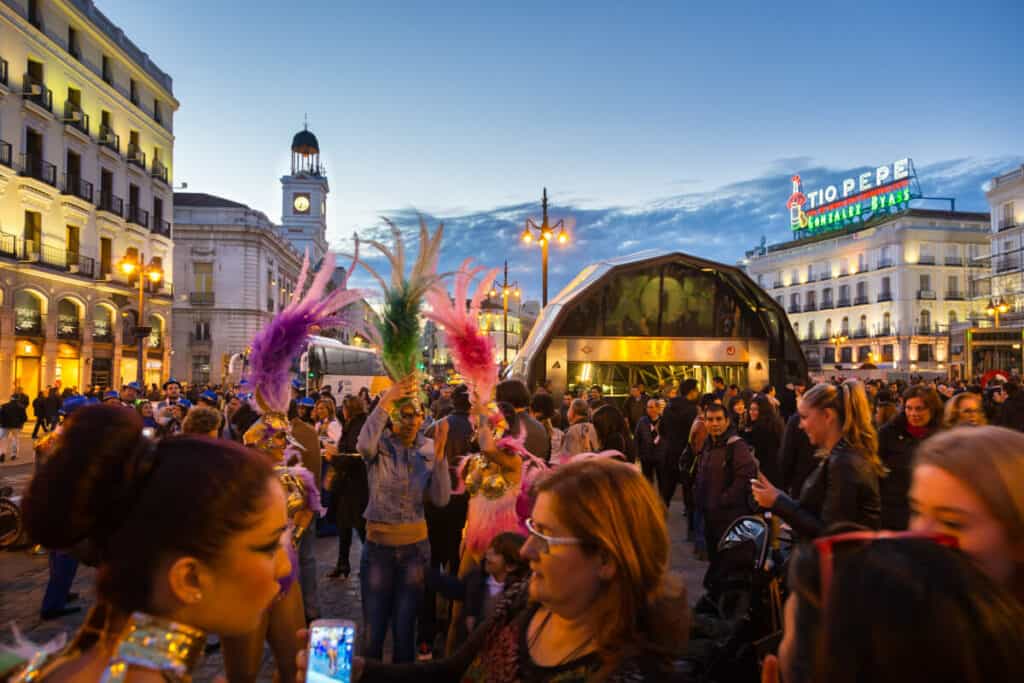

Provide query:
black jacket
left=622, top=394, right=648, bottom=434
left=779, top=412, right=817, bottom=497
left=772, top=440, right=881, bottom=539
left=330, top=413, right=370, bottom=529
left=877, top=414, right=938, bottom=530
left=634, top=415, right=665, bottom=464
left=661, top=396, right=698, bottom=462
left=996, top=392, right=1024, bottom=431
left=0, top=400, right=28, bottom=429
left=742, top=421, right=782, bottom=486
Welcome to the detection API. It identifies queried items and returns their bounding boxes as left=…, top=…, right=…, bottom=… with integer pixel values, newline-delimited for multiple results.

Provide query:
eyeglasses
left=524, top=517, right=583, bottom=554
left=813, top=530, right=958, bottom=605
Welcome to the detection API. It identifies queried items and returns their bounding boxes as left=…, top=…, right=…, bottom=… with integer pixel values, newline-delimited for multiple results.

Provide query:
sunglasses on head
left=813, top=530, right=959, bottom=605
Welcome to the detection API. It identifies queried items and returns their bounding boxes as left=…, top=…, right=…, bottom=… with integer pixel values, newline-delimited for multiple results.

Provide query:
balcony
left=820, top=299, right=834, bottom=310
left=787, top=304, right=801, bottom=314
left=68, top=253, right=97, bottom=278
left=852, top=329, right=870, bottom=339
left=772, top=281, right=783, bottom=289
left=99, top=125, right=120, bottom=154
left=127, top=205, right=150, bottom=229
left=917, top=256, right=936, bottom=265
left=151, top=158, right=168, bottom=184
left=854, top=295, right=869, bottom=306
left=945, top=290, right=965, bottom=301
left=0, top=140, right=11, bottom=168
left=997, top=257, right=1020, bottom=273
left=62, top=101, right=90, bottom=135
left=18, top=154, right=57, bottom=186
left=875, top=326, right=894, bottom=337
left=22, top=74, right=53, bottom=112
left=837, top=298, right=851, bottom=308
left=803, top=302, right=817, bottom=312
left=877, top=292, right=893, bottom=302
left=876, top=259, right=894, bottom=270
left=190, top=291, right=215, bottom=306
left=818, top=272, right=832, bottom=281
left=189, top=332, right=212, bottom=345
left=57, top=319, right=81, bottom=340
left=153, top=219, right=172, bottom=238
left=20, top=242, right=74, bottom=271
left=62, top=173, right=94, bottom=203
left=126, top=143, right=146, bottom=170
left=99, top=190, right=124, bottom=217
left=998, top=221, right=1019, bottom=233
left=945, top=257, right=963, bottom=266
left=917, top=290, right=936, bottom=300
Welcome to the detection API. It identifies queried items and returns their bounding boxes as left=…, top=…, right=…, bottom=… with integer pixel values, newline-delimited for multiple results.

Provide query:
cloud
left=338, top=156, right=1023, bottom=301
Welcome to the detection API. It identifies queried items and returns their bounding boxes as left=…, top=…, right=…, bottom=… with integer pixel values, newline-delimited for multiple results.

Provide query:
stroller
left=686, top=512, right=792, bottom=683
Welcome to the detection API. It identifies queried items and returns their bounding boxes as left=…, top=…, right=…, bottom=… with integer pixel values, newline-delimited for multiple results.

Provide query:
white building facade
left=980, top=166, right=1024, bottom=311
left=744, top=209, right=990, bottom=375
left=0, top=0, right=177, bottom=396
left=171, top=193, right=302, bottom=386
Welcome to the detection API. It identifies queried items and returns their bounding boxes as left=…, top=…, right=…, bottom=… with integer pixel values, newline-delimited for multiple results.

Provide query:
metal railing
left=126, top=143, right=146, bottom=169
left=0, top=139, right=10, bottom=167
left=787, top=304, right=801, bottom=314
left=22, top=74, right=52, bottom=111
left=803, top=302, right=817, bottom=312
left=151, top=158, right=168, bottom=183
left=998, top=221, right=1019, bottom=232
left=127, top=205, right=149, bottom=228
left=819, top=299, right=834, bottom=310
left=189, top=332, right=212, bottom=343
left=63, top=100, right=90, bottom=135
left=18, top=154, right=57, bottom=186
left=19, top=242, right=68, bottom=270
left=876, top=259, right=893, bottom=270
left=877, top=292, right=893, bottom=302
left=875, top=326, right=894, bottom=337
left=852, top=329, right=870, bottom=339
left=837, top=298, right=851, bottom=307
left=62, top=173, right=94, bottom=202
left=771, top=281, right=783, bottom=289
left=917, top=290, right=936, bottom=300
left=190, top=291, right=215, bottom=306
left=99, top=125, right=120, bottom=154
left=945, top=290, right=965, bottom=300
left=918, top=256, right=936, bottom=265
left=997, top=256, right=1020, bottom=273
left=99, top=190, right=124, bottom=217
left=153, top=219, right=171, bottom=238
left=945, top=257, right=963, bottom=266
left=818, top=272, right=832, bottom=281
left=854, top=295, right=869, bottom=305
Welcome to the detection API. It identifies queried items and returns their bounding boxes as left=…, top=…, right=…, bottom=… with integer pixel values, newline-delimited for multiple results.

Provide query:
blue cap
left=199, top=390, right=218, bottom=403
left=291, top=378, right=304, bottom=390
left=297, top=396, right=316, bottom=407
left=239, top=379, right=250, bottom=386
left=59, top=395, right=90, bottom=416
left=237, top=392, right=253, bottom=401
left=177, top=398, right=192, bottom=409
left=103, top=390, right=120, bottom=401
left=163, top=377, right=182, bottom=389
left=126, top=382, right=142, bottom=391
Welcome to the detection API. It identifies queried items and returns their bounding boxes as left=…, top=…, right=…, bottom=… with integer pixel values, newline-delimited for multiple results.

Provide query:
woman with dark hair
left=14, top=405, right=290, bottom=682
left=136, top=400, right=159, bottom=431
left=326, top=395, right=370, bottom=579
left=878, top=384, right=943, bottom=529
left=591, top=403, right=632, bottom=462
left=529, top=392, right=564, bottom=456
left=764, top=533, right=1024, bottom=683
left=752, top=380, right=882, bottom=538
left=742, top=394, right=785, bottom=486
left=727, top=395, right=747, bottom=431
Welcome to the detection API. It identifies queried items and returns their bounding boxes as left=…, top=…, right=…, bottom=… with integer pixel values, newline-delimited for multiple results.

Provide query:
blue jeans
left=41, top=551, right=78, bottom=615
left=298, top=529, right=320, bottom=621
left=360, top=539, right=430, bottom=663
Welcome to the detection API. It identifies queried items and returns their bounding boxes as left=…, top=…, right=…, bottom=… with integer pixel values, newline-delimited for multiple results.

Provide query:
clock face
left=293, top=194, right=310, bottom=214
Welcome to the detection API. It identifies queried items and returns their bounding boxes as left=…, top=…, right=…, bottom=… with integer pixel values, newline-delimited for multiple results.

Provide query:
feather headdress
left=247, top=248, right=366, bottom=417
left=424, top=258, right=500, bottom=405
left=358, top=218, right=445, bottom=382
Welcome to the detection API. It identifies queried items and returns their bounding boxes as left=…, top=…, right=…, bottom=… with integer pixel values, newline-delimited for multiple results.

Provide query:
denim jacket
left=357, top=405, right=451, bottom=524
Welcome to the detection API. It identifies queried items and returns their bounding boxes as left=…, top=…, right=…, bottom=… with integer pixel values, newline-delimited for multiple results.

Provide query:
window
left=153, top=196, right=163, bottom=223
left=68, top=27, right=81, bottom=59
left=918, top=344, right=934, bottom=362
left=841, top=316, right=849, bottom=334
left=947, top=275, right=958, bottom=296
left=808, top=320, right=816, bottom=340
left=267, top=269, right=275, bottom=312
left=192, top=354, right=211, bottom=385
left=880, top=276, right=891, bottom=298
left=28, top=0, right=41, bottom=28
left=858, top=315, right=867, bottom=334
left=858, top=346, right=871, bottom=362
left=790, top=269, right=798, bottom=285
left=130, top=79, right=138, bottom=105
left=790, top=293, right=800, bottom=308
left=807, top=264, right=814, bottom=281
left=806, top=290, right=816, bottom=308
left=823, top=346, right=836, bottom=363
left=822, top=288, right=833, bottom=306
left=839, top=259, right=849, bottom=276
left=825, top=319, right=832, bottom=337
left=856, top=281, right=867, bottom=301
left=920, top=309, right=931, bottom=332
left=840, top=347, right=853, bottom=363
left=880, top=246, right=893, bottom=267
left=154, top=99, right=163, bottom=124
left=948, top=310, right=958, bottom=326
left=24, top=211, right=42, bottom=249
left=882, top=312, right=891, bottom=334
left=1003, top=202, right=1016, bottom=229
left=919, top=274, right=931, bottom=292
left=194, top=320, right=211, bottom=341
left=838, top=284, right=849, bottom=303
left=775, top=295, right=783, bottom=307
left=756, top=274, right=763, bottom=287
left=194, top=262, right=213, bottom=292
left=919, top=243, right=935, bottom=264
left=66, top=225, right=80, bottom=264
left=26, top=58, right=44, bottom=85
left=881, top=344, right=894, bottom=362
left=857, top=253, right=868, bottom=272
left=100, top=237, right=112, bottom=276
left=793, top=322, right=799, bottom=339
left=102, top=55, right=112, bottom=84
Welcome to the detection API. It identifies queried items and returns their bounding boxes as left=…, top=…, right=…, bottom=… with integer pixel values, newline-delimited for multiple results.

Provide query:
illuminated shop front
left=509, top=252, right=807, bottom=398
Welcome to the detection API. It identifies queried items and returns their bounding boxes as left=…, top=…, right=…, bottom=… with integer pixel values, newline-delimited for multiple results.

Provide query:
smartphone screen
left=306, top=621, right=356, bottom=683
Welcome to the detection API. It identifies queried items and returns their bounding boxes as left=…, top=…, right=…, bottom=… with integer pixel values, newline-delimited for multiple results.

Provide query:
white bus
left=300, top=335, right=390, bottom=397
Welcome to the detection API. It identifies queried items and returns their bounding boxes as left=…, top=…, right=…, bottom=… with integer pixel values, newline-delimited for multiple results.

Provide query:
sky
left=99, top=0, right=1023, bottom=299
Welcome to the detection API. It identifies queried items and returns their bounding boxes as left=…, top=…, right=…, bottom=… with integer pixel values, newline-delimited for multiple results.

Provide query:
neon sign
left=788, top=158, right=918, bottom=234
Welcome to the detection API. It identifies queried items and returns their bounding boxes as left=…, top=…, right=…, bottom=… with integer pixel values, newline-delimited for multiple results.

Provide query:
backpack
left=0, top=402, right=16, bottom=429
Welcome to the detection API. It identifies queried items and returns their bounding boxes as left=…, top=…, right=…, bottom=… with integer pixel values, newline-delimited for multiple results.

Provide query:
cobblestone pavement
left=1, top=489, right=706, bottom=682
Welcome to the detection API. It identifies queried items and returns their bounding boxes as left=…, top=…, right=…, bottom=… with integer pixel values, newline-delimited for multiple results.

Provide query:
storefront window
left=147, top=315, right=163, bottom=348
left=566, top=361, right=748, bottom=398
left=192, top=354, right=211, bottom=385
left=94, top=307, right=114, bottom=343
left=14, top=291, right=43, bottom=335
left=57, top=300, right=81, bottom=340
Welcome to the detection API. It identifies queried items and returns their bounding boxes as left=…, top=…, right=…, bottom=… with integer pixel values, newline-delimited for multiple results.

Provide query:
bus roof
left=307, top=335, right=378, bottom=354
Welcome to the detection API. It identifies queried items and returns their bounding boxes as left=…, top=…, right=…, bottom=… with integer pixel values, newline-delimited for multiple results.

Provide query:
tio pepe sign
left=788, top=158, right=915, bottom=233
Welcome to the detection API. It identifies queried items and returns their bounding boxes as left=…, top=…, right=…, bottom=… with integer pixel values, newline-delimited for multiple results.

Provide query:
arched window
left=14, top=291, right=43, bottom=336
left=94, top=306, right=114, bottom=343
left=841, top=316, right=850, bottom=334
left=825, top=318, right=832, bottom=337
left=808, top=320, right=816, bottom=341
left=883, top=312, right=891, bottom=335
left=122, top=309, right=138, bottom=341
left=948, top=310, right=958, bottom=325
left=793, top=322, right=800, bottom=339
left=858, top=315, right=867, bottom=335
left=148, top=314, right=163, bottom=348
left=920, top=309, right=931, bottom=333
left=57, top=299, right=82, bottom=340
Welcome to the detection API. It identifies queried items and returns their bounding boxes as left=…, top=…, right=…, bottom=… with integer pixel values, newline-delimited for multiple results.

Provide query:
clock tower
left=280, top=125, right=329, bottom=264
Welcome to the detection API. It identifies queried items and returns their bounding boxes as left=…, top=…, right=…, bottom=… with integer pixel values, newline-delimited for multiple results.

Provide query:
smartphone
left=142, top=427, right=156, bottom=439
left=306, top=619, right=356, bottom=683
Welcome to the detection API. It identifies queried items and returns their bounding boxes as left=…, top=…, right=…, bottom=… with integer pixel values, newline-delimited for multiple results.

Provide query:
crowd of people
left=4, top=368, right=1024, bottom=682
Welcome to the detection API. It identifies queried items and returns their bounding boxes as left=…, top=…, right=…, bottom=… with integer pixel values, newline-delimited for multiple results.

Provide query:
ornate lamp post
left=520, top=188, right=569, bottom=307
left=986, top=296, right=1010, bottom=328
left=830, top=333, right=848, bottom=367
left=118, top=251, right=163, bottom=386
left=489, top=260, right=521, bottom=365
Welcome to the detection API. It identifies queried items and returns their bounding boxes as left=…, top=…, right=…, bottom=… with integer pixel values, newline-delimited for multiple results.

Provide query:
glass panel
left=565, top=361, right=747, bottom=399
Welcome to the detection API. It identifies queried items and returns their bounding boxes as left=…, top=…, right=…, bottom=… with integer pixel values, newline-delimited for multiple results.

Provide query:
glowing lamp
left=520, top=229, right=532, bottom=243
left=557, top=229, right=568, bottom=244
left=120, top=260, right=137, bottom=275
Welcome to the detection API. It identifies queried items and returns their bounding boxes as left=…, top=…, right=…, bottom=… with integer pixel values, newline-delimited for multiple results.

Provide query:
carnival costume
left=424, top=261, right=548, bottom=567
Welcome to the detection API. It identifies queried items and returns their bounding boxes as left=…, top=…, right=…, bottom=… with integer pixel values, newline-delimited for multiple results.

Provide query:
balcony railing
left=837, top=298, right=851, bottom=307
left=151, top=158, right=168, bottom=183
left=127, top=205, right=149, bottom=228
left=877, top=292, right=893, bottom=302
left=820, top=299, right=834, bottom=310
left=854, top=295, right=869, bottom=305
left=0, top=57, right=8, bottom=87
left=62, top=100, right=90, bottom=135
left=99, top=190, right=124, bottom=217
left=918, top=256, right=936, bottom=265
left=803, top=302, right=817, bottom=312
left=190, top=291, right=215, bottom=306
left=917, top=289, right=936, bottom=300
left=0, top=233, right=16, bottom=258
left=877, top=259, right=893, bottom=270
left=787, top=304, right=801, bottom=314
left=99, top=125, right=120, bottom=154
left=997, top=257, right=1020, bottom=273
left=18, top=154, right=57, bottom=186
left=945, top=290, right=965, bottom=300
left=62, top=173, right=94, bottom=203
left=999, top=221, right=1019, bottom=232
left=818, top=272, right=832, bottom=281
left=875, top=326, right=894, bottom=337
left=852, top=329, right=870, bottom=339
left=153, top=219, right=172, bottom=238
left=22, top=74, right=52, bottom=111
left=126, top=143, right=146, bottom=169
left=0, top=139, right=10, bottom=168
left=945, top=257, right=963, bottom=266
left=771, top=281, right=783, bottom=289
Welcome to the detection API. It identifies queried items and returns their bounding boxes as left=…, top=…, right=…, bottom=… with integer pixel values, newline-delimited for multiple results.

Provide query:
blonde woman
left=943, top=391, right=987, bottom=428
left=752, top=380, right=883, bottom=538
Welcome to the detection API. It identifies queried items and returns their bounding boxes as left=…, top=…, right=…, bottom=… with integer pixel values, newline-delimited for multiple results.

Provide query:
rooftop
left=173, top=192, right=250, bottom=209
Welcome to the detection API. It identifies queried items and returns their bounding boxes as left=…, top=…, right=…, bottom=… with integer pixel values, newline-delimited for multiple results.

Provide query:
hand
left=323, top=443, right=339, bottom=460
left=751, top=472, right=780, bottom=509
left=295, top=629, right=364, bottom=683
left=379, top=374, right=419, bottom=413
left=760, top=654, right=780, bottom=683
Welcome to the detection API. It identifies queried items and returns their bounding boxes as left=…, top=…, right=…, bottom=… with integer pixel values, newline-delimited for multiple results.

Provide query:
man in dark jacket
left=0, top=395, right=28, bottom=462
left=696, top=403, right=757, bottom=562
left=996, top=382, right=1024, bottom=431
left=634, top=398, right=665, bottom=486
left=496, top=379, right=550, bottom=462
left=658, top=379, right=700, bottom=509
left=779, top=411, right=816, bottom=497
left=622, top=384, right=648, bottom=435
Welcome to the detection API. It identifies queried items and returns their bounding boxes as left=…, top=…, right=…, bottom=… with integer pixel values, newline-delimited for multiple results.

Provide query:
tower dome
left=290, top=124, right=323, bottom=177
left=291, top=128, right=320, bottom=155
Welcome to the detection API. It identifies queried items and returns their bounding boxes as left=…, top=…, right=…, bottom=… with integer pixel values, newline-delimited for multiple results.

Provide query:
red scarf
left=906, top=423, right=930, bottom=440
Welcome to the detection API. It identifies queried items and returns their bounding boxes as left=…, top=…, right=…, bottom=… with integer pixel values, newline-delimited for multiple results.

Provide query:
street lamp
left=520, top=188, right=570, bottom=306
left=118, top=250, right=164, bottom=386
left=488, top=260, right=521, bottom=365
left=986, top=297, right=1010, bottom=328
left=830, top=333, right=848, bottom=367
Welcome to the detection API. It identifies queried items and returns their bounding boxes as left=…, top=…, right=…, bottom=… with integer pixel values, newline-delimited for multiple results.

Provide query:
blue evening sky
left=101, top=0, right=1023, bottom=298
